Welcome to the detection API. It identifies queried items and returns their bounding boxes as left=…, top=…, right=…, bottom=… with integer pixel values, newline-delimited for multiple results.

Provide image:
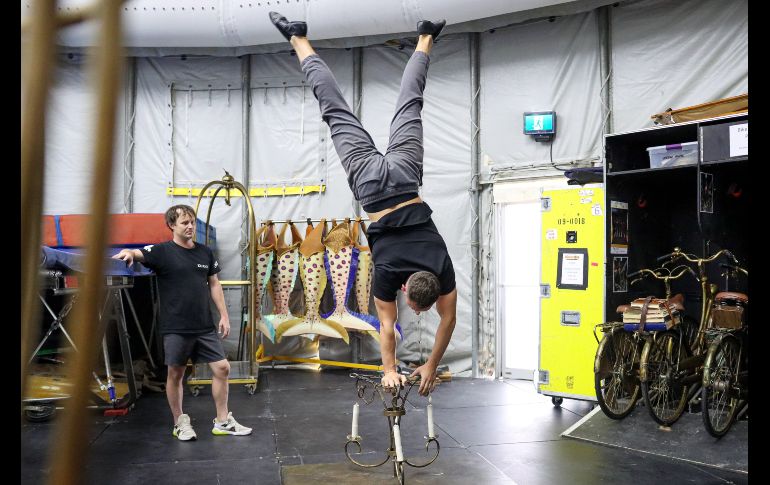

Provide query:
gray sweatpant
left=301, top=51, right=430, bottom=207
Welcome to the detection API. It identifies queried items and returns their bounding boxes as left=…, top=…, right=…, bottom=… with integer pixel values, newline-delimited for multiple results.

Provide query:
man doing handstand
left=270, top=13, right=457, bottom=396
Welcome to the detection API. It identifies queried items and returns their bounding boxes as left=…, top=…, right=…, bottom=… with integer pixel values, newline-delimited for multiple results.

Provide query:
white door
left=497, top=200, right=542, bottom=380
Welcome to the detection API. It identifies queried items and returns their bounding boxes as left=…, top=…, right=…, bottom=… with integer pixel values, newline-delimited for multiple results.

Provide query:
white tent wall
left=132, top=56, right=246, bottom=354
left=360, top=39, right=474, bottom=374
left=611, top=0, right=748, bottom=133
left=479, top=11, right=603, bottom=175
left=246, top=49, right=357, bottom=361
left=43, top=53, right=126, bottom=215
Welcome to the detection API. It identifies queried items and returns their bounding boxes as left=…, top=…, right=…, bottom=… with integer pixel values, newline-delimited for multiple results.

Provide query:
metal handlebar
left=720, top=263, right=749, bottom=276
left=629, top=265, right=695, bottom=286
left=669, top=247, right=739, bottom=266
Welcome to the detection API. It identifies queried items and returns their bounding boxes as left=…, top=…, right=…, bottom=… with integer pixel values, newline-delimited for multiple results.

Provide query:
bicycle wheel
left=702, top=335, right=742, bottom=438
left=594, top=330, right=640, bottom=419
left=641, top=330, right=690, bottom=426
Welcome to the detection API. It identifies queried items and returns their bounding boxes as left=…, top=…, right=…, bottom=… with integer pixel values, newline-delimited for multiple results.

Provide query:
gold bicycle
left=639, top=247, right=739, bottom=427
left=701, top=262, right=748, bottom=437
left=593, top=262, right=694, bottom=419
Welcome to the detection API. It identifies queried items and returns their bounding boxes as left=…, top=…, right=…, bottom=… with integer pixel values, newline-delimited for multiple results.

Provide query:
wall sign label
left=729, top=123, right=748, bottom=157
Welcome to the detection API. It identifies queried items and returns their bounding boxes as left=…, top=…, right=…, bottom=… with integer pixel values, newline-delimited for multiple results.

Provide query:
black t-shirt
left=366, top=202, right=455, bottom=302
left=140, top=241, right=221, bottom=334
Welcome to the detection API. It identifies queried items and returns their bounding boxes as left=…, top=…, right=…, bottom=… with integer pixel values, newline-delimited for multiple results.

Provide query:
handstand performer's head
left=402, top=271, right=441, bottom=314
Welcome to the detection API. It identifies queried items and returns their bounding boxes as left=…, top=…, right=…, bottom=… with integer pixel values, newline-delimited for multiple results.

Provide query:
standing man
left=269, top=13, right=457, bottom=396
left=113, top=205, right=252, bottom=440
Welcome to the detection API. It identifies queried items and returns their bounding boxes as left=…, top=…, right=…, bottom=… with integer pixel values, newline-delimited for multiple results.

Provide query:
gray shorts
left=301, top=52, right=430, bottom=207
left=163, top=330, right=227, bottom=367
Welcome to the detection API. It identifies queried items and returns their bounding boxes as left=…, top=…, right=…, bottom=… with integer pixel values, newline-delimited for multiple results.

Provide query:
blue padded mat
left=41, top=246, right=154, bottom=276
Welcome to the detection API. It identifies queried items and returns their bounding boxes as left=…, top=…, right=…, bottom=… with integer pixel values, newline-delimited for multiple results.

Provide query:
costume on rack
left=321, top=220, right=379, bottom=334
left=255, top=223, right=276, bottom=342
left=276, top=220, right=350, bottom=343
left=263, top=223, right=302, bottom=336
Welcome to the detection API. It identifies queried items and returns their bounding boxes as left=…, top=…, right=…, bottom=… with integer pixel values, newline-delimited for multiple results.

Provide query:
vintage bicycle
left=639, top=247, right=740, bottom=427
left=701, top=262, right=748, bottom=437
left=593, top=262, right=694, bottom=420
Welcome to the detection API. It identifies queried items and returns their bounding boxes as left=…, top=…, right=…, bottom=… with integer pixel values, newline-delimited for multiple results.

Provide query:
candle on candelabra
left=393, top=423, right=404, bottom=462
left=427, top=394, right=435, bottom=438
left=351, top=402, right=359, bottom=437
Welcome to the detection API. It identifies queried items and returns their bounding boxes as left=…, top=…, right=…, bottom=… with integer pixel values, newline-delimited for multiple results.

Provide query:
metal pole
left=337, top=45, right=364, bottom=368
left=48, top=1, right=125, bottom=483
left=598, top=5, right=613, bottom=137
left=122, top=288, right=156, bottom=369
left=469, top=33, right=481, bottom=378
left=115, top=291, right=138, bottom=407
left=352, top=46, right=364, bottom=220
left=20, top=0, right=57, bottom=405
left=598, top=6, right=612, bottom=344
left=123, top=56, right=137, bottom=213
left=241, top=55, right=252, bottom=327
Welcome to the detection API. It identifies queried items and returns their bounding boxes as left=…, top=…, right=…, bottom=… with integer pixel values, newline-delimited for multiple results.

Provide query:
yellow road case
left=538, top=187, right=604, bottom=406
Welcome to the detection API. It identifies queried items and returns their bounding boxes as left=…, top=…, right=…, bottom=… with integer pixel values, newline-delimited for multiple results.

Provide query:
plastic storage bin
left=646, top=141, right=698, bottom=168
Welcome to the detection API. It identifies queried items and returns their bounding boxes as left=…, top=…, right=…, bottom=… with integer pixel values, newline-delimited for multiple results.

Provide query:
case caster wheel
left=245, top=384, right=256, bottom=395
left=24, top=402, right=57, bottom=422
left=552, top=396, right=563, bottom=407
left=190, top=386, right=201, bottom=397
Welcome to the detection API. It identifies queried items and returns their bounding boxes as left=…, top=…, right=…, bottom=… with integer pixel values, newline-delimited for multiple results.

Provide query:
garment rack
left=259, top=217, right=370, bottom=225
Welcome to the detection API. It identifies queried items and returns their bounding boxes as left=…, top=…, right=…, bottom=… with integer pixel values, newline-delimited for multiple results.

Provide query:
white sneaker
left=212, top=412, right=252, bottom=436
left=172, top=414, right=197, bottom=441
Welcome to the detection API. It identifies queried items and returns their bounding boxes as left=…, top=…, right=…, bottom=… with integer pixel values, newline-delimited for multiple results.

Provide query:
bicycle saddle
left=715, top=292, right=748, bottom=304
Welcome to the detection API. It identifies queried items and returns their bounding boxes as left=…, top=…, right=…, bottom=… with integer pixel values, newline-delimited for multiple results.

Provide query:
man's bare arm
left=411, top=288, right=457, bottom=395
left=427, top=288, right=457, bottom=368
left=209, top=274, right=230, bottom=339
left=112, top=248, right=144, bottom=266
left=374, top=297, right=407, bottom=388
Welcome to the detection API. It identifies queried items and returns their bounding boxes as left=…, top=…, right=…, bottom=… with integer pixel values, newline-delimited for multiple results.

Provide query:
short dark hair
left=406, top=271, right=441, bottom=310
left=165, top=205, right=196, bottom=229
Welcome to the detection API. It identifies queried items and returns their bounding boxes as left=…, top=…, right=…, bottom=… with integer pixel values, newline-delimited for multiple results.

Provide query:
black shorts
left=163, top=330, right=227, bottom=366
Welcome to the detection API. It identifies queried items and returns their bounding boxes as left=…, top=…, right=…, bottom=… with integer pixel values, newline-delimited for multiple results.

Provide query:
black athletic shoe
left=417, top=19, right=446, bottom=40
left=269, top=11, right=307, bottom=41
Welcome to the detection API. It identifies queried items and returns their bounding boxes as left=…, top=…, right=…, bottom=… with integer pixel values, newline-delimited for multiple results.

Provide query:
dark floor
left=21, top=369, right=749, bottom=484
left=564, top=400, right=748, bottom=475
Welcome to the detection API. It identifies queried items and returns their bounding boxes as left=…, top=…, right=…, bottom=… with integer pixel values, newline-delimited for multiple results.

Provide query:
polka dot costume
left=269, top=249, right=298, bottom=316
left=255, top=249, right=274, bottom=341
left=355, top=250, right=374, bottom=316
left=278, top=251, right=349, bottom=343
left=321, top=223, right=377, bottom=332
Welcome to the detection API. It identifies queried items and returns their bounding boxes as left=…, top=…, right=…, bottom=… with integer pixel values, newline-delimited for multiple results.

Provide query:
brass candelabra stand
left=345, top=373, right=440, bottom=485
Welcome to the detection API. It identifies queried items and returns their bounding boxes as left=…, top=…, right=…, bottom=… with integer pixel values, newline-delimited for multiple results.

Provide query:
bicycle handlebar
left=628, top=265, right=694, bottom=287
left=672, top=247, right=738, bottom=265
left=628, top=268, right=653, bottom=279
left=720, top=263, right=749, bottom=276
left=630, top=265, right=692, bottom=281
